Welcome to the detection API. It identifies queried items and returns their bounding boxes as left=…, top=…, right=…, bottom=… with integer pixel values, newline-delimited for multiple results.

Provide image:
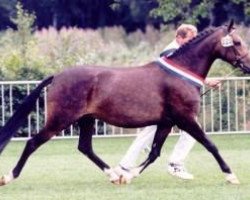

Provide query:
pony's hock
left=0, top=20, right=250, bottom=186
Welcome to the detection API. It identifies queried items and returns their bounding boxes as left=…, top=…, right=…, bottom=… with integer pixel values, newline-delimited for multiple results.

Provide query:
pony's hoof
left=0, top=176, right=6, bottom=186
left=110, top=175, right=131, bottom=185
left=104, top=168, right=121, bottom=185
left=0, top=173, right=14, bottom=186
left=119, top=175, right=132, bottom=184
left=111, top=178, right=121, bottom=185
left=130, top=167, right=142, bottom=178
left=113, top=166, right=134, bottom=184
left=225, top=173, right=240, bottom=185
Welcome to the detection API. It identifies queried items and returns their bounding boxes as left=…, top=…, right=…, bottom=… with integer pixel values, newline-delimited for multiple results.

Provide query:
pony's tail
left=0, top=76, right=54, bottom=154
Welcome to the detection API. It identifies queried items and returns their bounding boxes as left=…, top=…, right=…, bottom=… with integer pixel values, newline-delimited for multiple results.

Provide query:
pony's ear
left=227, top=19, right=234, bottom=33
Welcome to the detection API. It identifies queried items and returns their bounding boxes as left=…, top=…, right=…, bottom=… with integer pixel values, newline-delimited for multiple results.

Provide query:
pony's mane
left=168, top=26, right=221, bottom=58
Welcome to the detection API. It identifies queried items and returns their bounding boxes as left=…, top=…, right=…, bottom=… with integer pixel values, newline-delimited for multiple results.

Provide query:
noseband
left=221, top=36, right=249, bottom=71
left=232, top=49, right=249, bottom=67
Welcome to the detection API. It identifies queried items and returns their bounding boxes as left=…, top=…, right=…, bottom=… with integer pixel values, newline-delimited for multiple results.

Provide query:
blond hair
left=176, top=24, right=198, bottom=38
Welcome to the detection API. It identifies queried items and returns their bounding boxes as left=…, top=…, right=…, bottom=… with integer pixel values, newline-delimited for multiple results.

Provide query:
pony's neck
left=168, top=28, right=221, bottom=79
left=171, top=52, right=216, bottom=79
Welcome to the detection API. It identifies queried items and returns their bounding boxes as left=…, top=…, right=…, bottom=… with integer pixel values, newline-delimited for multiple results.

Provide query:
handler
left=115, top=24, right=219, bottom=180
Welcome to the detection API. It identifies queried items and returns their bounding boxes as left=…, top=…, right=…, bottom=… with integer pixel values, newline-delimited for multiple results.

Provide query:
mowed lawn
left=0, top=134, right=249, bottom=200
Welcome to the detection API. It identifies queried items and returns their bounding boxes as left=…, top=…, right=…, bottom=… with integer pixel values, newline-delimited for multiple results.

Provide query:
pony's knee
left=78, top=145, right=92, bottom=155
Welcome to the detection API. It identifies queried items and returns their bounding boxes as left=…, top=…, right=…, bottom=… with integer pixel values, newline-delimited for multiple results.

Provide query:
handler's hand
left=205, top=79, right=221, bottom=88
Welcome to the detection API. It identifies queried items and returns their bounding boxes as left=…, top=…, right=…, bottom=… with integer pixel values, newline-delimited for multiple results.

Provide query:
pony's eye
left=234, top=41, right=241, bottom=46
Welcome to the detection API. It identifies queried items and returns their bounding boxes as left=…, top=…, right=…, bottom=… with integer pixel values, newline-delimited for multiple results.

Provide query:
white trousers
left=168, top=131, right=196, bottom=165
left=119, top=125, right=196, bottom=169
left=119, top=126, right=156, bottom=169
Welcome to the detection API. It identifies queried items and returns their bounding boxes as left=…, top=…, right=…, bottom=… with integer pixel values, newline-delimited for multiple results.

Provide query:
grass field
left=0, top=134, right=249, bottom=200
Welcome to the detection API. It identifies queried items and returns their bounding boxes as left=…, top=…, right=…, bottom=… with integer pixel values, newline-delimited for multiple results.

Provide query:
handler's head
left=176, top=24, right=198, bottom=46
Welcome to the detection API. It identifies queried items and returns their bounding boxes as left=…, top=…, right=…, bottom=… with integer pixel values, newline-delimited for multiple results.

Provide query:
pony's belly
left=102, top=118, right=158, bottom=128
left=95, top=108, right=162, bottom=128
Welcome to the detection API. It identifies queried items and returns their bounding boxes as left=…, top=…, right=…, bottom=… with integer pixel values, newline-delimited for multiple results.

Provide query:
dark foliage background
left=0, top=0, right=249, bottom=32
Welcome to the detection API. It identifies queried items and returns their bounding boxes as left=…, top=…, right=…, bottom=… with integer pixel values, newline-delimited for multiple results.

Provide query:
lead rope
left=200, top=68, right=239, bottom=97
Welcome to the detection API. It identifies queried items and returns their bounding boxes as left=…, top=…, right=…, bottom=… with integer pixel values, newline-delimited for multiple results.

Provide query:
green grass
left=0, top=134, right=249, bottom=200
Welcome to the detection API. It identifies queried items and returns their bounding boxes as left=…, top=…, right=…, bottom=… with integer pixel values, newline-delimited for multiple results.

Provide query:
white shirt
left=163, top=39, right=180, bottom=51
left=160, top=39, right=180, bottom=57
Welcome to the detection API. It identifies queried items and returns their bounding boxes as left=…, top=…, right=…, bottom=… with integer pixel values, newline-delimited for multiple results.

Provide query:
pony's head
left=216, top=20, right=250, bottom=73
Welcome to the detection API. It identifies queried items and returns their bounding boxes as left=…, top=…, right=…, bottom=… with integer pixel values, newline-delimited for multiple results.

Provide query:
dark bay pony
left=0, top=21, right=250, bottom=186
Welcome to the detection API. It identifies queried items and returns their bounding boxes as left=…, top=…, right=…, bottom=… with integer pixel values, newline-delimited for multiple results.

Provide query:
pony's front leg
left=77, top=117, right=120, bottom=184
left=177, top=118, right=240, bottom=184
left=119, top=124, right=172, bottom=183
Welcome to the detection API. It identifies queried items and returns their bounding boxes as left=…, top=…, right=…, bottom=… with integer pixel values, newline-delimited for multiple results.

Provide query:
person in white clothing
left=115, top=24, right=219, bottom=181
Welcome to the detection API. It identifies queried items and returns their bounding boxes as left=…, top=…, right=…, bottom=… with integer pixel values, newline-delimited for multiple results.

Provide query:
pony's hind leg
left=77, top=116, right=119, bottom=184
left=134, top=123, right=172, bottom=174
left=117, top=123, right=173, bottom=184
left=0, top=125, right=62, bottom=186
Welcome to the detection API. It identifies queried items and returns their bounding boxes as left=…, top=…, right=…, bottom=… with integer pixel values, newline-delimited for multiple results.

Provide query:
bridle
left=231, top=47, right=249, bottom=71
left=201, top=35, right=249, bottom=97
left=221, top=33, right=250, bottom=71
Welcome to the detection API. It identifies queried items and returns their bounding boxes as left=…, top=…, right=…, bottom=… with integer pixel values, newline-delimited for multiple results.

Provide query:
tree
left=21, top=0, right=117, bottom=29
left=0, top=0, right=249, bottom=32
left=151, top=0, right=250, bottom=29
left=11, top=2, right=36, bottom=67
left=151, top=0, right=212, bottom=25
left=21, top=0, right=58, bottom=29
left=0, top=0, right=16, bottom=29
left=111, top=0, right=159, bottom=32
